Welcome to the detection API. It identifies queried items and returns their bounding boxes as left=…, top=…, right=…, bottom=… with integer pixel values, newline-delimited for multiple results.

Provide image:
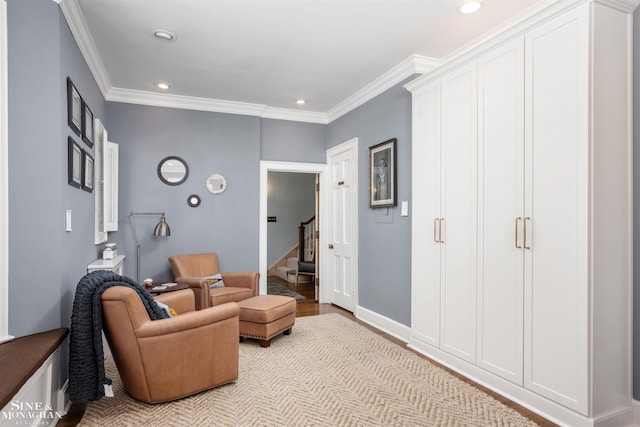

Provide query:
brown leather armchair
left=101, top=287, right=239, bottom=403
left=169, top=253, right=259, bottom=310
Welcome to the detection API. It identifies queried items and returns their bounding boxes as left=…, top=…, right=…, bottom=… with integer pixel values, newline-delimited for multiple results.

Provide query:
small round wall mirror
left=187, top=194, right=201, bottom=208
left=205, top=173, right=227, bottom=195
left=157, top=156, right=189, bottom=186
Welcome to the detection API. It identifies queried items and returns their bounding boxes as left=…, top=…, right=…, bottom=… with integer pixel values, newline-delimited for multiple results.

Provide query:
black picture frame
left=82, top=150, right=94, bottom=193
left=68, top=137, right=82, bottom=188
left=67, top=77, right=81, bottom=136
left=81, top=100, right=94, bottom=147
left=369, top=138, right=397, bottom=208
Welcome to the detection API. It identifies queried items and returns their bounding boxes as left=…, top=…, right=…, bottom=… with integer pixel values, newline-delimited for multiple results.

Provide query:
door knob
left=328, top=243, right=334, bottom=249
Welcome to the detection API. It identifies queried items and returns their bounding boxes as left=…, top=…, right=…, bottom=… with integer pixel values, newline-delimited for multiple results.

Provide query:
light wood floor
left=57, top=278, right=556, bottom=426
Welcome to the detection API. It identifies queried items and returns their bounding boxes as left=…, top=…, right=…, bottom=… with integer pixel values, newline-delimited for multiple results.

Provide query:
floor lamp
left=129, top=211, right=171, bottom=284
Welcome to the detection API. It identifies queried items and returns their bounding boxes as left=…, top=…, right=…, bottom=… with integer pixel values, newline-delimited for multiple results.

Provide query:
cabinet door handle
left=433, top=218, right=440, bottom=243
left=439, top=218, right=445, bottom=243
left=524, top=217, right=531, bottom=250
left=515, top=217, right=522, bottom=249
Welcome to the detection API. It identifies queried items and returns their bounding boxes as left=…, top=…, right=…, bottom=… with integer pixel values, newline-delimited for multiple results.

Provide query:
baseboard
left=593, top=406, right=633, bottom=427
left=355, top=305, right=411, bottom=343
left=354, top=305, right=636, bottom=427
left=57, top=379, right=70, bottom=416
left=631, top=399, right=640, bottom=426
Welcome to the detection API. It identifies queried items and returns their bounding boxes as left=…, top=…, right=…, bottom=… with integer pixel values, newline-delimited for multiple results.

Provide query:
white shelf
left=87, top=254, right=125, bottom=275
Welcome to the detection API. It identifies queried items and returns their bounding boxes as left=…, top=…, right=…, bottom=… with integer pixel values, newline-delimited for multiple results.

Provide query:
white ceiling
left=60, top=0, right=552, bottom=123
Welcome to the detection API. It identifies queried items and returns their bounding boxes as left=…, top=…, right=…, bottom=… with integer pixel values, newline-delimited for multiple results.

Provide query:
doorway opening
left=266, top=171, right=318, bottom=302
left=259, top=161, right=326, bottom=303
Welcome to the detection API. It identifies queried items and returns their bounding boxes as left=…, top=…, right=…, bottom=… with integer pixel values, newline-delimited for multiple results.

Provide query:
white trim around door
left=0, top=0, right=12, bottom=344
left=259, top=161, right=327, bottom=298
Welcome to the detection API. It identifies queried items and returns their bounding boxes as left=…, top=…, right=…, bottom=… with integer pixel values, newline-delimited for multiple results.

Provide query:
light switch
left=65, top=209, right=72, bottom=231
left=401, top=201, right=409, bottom=217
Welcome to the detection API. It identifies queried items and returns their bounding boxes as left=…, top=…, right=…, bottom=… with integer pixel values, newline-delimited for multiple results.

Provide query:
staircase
left=275, top=257, right=297, bottom=283
left=274, top=256, right=312, bottom=284
left=269, top=216, right=316, bottom=284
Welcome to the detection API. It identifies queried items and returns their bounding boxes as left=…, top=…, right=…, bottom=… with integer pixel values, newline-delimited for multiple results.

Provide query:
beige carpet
left=79, top=313, right=539, bottom=426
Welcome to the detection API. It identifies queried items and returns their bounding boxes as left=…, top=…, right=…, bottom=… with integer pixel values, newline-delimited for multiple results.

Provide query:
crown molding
left=595, top=0, right=640, bottom=12
left=325, top=55, right=439, bottom=123
left=106, top=87, right=268, bottom=117
left=58, top=0, right=111, bottom=96
left=261, top=107, right=328, bottom=124
left=438, top=0, right=560, bottom=66
left=107, top=87, right=330, bottom=123
left=106, top=55, right=437, bottom=124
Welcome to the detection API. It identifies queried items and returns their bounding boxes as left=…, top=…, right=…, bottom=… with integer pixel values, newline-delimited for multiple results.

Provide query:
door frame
left=0, top=0, right=11, bottom=344
left=259, top=161, right=327, bottom=298
left=325, top=138, right=359, bottom=310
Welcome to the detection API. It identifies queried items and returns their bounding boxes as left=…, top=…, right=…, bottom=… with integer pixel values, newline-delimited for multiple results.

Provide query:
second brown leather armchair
left=169, top=252, right=259, bottom=310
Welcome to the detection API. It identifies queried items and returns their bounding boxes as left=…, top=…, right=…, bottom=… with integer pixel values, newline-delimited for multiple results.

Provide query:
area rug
left=267, top=279, right=305, bottom=300
left=79, top=313, right=539, bottom=426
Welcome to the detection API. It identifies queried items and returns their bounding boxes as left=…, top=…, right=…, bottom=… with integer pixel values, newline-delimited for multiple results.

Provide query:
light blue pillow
left=206, top=273, right=225, bottom=289
left=155, top=301, right=176, bottom=317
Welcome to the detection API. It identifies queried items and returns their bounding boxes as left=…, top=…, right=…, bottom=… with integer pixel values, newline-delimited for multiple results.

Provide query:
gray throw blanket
left=68, top=270, right=168, bottom=401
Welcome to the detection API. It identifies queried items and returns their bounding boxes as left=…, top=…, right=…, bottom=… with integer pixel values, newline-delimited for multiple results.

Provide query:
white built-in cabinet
left=408, top=1, right=633, bottom=426
left=438, top=64, right=478, bottom=365
left=476, top=37, right=525, bottom=387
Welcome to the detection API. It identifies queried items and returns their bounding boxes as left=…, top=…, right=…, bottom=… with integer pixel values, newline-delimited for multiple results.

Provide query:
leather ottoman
left=237, top=295, right=296, bottom=347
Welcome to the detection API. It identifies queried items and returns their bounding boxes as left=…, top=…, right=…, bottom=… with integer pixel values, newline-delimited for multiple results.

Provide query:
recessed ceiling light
left=296, top=99, right=306, bottom=105
left=153, top=30, right=176, bottom=41
left=458, top=1, right=482, bottom=14
left=154, top=82, right=171, bottom=90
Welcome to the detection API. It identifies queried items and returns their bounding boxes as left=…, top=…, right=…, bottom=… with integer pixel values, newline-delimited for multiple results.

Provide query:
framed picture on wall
left=368, top=138, right=397, bottom=208
left=68, top=137, right=82, bottom=188
left=81, top=100, right=94, bottom=147
left=82, top=150, right=94, bottom=193
left=67, top=77, right=81, bottom=136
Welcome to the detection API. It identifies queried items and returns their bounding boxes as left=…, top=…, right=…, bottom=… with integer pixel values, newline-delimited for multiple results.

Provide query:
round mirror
left=187, top=194, right=201, bottom=208
left=157, top=156, right=189, bottom=186
left=205, top=173, right=227, bottom=195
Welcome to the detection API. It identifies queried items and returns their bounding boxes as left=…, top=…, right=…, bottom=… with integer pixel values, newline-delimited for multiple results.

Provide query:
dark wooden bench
left=0, top=328, right=69, bottom=409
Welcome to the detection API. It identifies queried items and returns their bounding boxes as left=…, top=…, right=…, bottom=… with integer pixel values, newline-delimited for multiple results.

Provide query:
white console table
left=87, top=254, right=125, bottom=275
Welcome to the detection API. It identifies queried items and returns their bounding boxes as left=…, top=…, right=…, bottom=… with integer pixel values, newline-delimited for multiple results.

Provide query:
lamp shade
left=153, top=216, right=171, bottom=237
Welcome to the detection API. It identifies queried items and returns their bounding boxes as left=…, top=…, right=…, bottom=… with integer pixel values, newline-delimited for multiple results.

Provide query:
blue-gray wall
left=267, top=172, right=316, bottom=267
left=105, top=103, right=261, bottom=283
left=326, top=78, right=414, bottom=327
left=7, top=0, right=105, bottom=383
left=261, top=118, right=325, bottom=163
left=7, top=0, right=103, bottom=337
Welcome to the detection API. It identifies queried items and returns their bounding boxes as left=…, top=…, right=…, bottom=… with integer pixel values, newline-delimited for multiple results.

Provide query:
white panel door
left=411, top=81, right=441, bottom=347
left=524, top=5, right=589, bottom=413
left=439, top=63, right=478, bottom=363
left=476, top=38, right=524, bottom=384
left=327, top=141, right=357, bottom=312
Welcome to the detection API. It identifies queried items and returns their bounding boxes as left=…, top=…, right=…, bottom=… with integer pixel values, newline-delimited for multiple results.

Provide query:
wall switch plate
left=65, top=209, right=72, bottom=231
left=401, top=201, right=409, bottom=217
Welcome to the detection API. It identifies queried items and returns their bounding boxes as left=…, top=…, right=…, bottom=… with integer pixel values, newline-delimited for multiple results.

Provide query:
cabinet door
left=439, top=63, right=478, bottom=363
left=476, top=38, right=524, bottom=384
left=524, top=5, right=589, bottom=413
left=411, top=81, right=441, bottom=347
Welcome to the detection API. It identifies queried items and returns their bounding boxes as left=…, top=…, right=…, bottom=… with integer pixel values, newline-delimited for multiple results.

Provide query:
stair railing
left=298, top=216, right=316, bottom=263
